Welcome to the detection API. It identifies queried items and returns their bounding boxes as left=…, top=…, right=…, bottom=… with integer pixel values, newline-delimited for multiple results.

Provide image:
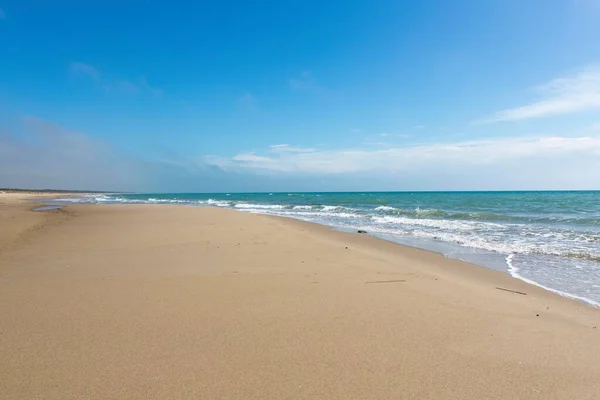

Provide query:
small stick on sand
left=496, top=287, right=527, bottom=295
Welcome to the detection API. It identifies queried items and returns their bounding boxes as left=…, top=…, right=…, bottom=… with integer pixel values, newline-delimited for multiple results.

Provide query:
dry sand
left=1, top=194, right=599, bottom=399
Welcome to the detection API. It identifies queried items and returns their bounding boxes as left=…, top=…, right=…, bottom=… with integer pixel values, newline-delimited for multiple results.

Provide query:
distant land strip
left=0, top=188, right=116, bottom=194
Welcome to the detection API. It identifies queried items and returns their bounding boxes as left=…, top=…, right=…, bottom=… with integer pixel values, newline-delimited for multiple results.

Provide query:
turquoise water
left=55, top=191, right=600, bottom=307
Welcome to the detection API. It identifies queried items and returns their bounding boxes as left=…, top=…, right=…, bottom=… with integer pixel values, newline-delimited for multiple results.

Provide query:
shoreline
left=1, top=199, right=599, bottom=399
left=5, top=194, right=596, bottom=313
left=261, top=211, right=599, bottom=312
left=251, top=212, right=600, bottom=309
left=3, top=199, right=599, bottom=319
left=41, top=192, right=600, bottom=309
left=350, top=226, right=600, bottom=309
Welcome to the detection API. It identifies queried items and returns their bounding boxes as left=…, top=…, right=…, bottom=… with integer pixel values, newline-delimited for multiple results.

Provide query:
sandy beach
left=1, top=194, right=599, bottom=399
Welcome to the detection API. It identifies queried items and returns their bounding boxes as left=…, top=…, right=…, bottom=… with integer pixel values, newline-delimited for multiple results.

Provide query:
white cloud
left=478, top=65, right=600, bottom=122
left=232, top=153, right=273, bottom=163
left=4, top=117, right=599, bottom=191
left=206, top=135, right=600, bottom=176
left=269, top=144, right=315, bottom=153
left=70, top=62, right=162, bottom=96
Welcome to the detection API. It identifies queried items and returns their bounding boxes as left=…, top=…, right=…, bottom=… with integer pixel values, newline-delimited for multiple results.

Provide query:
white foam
left=54, top=194, right=118, bottom=203
left=234, top=203, right=286, bottom=209
left=371, top=215, right=490, bottom=231
left=94, top=195, right=116, bottom=202
left=205, top=199, right=230, bottom=207
left=321, top=205, right=347, bottom=211
left=292, top=205, right=313, bottom=210
left=367, top=220, right=597, bottom=258
left=147, top=198, right=187, bottom=204
left=374, top=206, right=397, bottom=211
left=288, top=211, right=360, bottom=219
left=505, top=254, right=600, bottom=308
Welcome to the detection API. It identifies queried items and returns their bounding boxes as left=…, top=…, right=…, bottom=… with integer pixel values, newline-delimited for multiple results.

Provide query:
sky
left=1, top=0, right=600, bottom=192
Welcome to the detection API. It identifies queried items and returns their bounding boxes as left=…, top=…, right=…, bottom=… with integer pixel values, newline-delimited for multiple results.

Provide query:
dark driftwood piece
left=495, top=287, right=527, bottom=295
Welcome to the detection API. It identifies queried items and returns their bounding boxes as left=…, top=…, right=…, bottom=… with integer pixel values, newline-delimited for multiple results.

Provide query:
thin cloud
left=232, top=153, right=273, bottom=163
left=70, top=62, right=162, bottom=96
left=138, top=76, right=163, bottom=96
left=237, top=92, right=258, bottom=111
left=103, top=79, right=139, bottom=94
left=70, top=62, right=100, bottom=81
left=7, top=117, right=593, bottom=191
left=361, top=141, right=390, bottom=147
left=0, top=116, right=141, bottom=190
left=0, top=116, right=245, bottom=192
left=269, top=144, right=315, bottom=153
left=379, top=132, right=412, bottom=139
left=588, top=122, right=600, bottom=131
left=477, top=65, right=600, bottom=123
left=207, top=135, right=600, bottom=175
left=288, top=71, right=328, bottom=94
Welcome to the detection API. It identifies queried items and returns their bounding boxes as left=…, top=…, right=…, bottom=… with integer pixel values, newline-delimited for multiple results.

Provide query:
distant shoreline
left=0, top=188, right=114, bottom=194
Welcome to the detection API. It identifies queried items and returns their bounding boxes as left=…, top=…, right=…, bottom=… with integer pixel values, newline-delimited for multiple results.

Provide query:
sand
left=1, top=195, right=599, bottom=399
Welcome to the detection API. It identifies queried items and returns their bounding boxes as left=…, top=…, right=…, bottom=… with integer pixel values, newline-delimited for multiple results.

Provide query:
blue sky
left=1, top=0, right=600, bottom=191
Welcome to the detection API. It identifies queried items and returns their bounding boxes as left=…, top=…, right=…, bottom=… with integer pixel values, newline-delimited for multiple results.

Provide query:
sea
left=53, top=191, right=600, bottom=307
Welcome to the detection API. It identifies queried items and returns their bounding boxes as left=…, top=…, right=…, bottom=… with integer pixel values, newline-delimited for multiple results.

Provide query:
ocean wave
left=205, top=199, right=230, bottom=207
left=147, top=198, right=188, bottom=204
left=374, top=206, right=397, bottom=212
left=266, top=210, right=365, bottom=220
left=55, top=195, right=126, bottom=204
left=365, top=219, right=600, bottom=261
left=234, top=203, right=286, bottom=210
left=321, top=205, right=350, bottom=212
left=371, top=205, right=600, bottom=225
left=370, top=215, right=499, bottom=231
